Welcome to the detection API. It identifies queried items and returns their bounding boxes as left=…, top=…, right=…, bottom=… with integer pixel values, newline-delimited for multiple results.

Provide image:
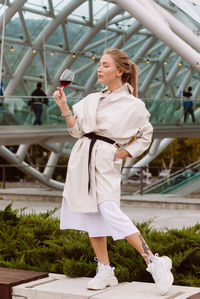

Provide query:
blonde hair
left=104, top=48, right=138, bottom=97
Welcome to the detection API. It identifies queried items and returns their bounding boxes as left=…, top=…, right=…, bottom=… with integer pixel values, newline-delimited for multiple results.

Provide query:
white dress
left=60, top=199, right=139, bottom=240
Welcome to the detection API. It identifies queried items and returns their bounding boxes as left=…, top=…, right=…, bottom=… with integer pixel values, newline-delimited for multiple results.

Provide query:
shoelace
left=142, top=253, right=165, bottom=282
left=94, top=256, right=111, bottom=268
left=94, top=257, right=102, bottom=274
left=141, top=253, right=156, bottom=263
left=150, top=257, right=166, bottom=283
left=93, top=257, right=115, bottom=279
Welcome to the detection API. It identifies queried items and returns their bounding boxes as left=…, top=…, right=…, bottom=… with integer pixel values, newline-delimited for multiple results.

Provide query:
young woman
left=53, top=49, right=174, bottom=296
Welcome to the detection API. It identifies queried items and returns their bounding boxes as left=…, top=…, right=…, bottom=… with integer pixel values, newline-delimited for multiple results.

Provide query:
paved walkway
left=0, top=188, right=200, bottom=230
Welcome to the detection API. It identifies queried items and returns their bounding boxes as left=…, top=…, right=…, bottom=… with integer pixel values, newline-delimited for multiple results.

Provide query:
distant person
left=29, top=82, right=48, bottom=125
left=0, top=80, right=4, bottom=123
left=183, top=86, right=195, bottom=123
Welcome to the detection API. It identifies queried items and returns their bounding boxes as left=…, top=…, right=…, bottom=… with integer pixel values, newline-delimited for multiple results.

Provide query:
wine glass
left=60, top=69, right=75, bottom=88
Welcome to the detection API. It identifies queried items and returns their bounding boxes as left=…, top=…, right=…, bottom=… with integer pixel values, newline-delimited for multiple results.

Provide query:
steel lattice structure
left=0, top=0, right=200, bottom=189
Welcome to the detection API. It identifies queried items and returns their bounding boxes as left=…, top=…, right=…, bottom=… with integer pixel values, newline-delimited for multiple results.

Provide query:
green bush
left=0, top=204, right=200, bottom=286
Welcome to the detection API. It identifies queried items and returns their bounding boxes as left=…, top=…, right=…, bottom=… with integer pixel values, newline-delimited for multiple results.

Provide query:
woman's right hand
left=53, top=87, right=68, bottom=110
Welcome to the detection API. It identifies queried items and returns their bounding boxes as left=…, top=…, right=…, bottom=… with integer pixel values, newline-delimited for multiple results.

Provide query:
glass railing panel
left=144, top=99, right=200, bottom=125
left=161, top=166, right=200, bottom=194
left=0, top=97, right=199, bottom=126
left=0, top=97, right=80, bottom=126
left=145, top=161, right=200, bottom=194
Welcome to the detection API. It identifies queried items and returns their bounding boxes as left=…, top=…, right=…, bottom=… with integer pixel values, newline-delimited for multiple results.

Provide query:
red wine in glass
left=60, top=69, right=75, bottom=88
left=60, top=80, right=72, bottom=88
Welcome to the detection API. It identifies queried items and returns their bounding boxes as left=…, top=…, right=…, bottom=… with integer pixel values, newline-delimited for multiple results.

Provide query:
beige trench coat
left=62, top=83, right=153, bottom=213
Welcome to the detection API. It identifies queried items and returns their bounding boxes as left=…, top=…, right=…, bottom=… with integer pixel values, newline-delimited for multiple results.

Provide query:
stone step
left=12, top=273, right=200, bottom=299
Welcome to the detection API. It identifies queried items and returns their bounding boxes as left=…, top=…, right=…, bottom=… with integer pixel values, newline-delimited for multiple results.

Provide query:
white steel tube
left=114, top=0, right=200, bottom=69
left=5, top=0, right=86, bottom=96
left=0, top=0, right=27, bottom=31
left=0, top=0, right=7, bottom=86
left=152, top=0, right=200, bottom=52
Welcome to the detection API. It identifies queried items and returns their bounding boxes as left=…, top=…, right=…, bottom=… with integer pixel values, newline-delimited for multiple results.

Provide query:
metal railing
left=139, top=160, right=200, bottom=194
left=1, top=163, right=198, bottom=195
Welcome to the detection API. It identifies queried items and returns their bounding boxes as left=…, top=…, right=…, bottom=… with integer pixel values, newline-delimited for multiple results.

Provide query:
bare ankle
left=94, top=257, right=110, bottom=266
left=141, top=253, right=154, bottom=265
left=99, top=261, right=110, bottom=266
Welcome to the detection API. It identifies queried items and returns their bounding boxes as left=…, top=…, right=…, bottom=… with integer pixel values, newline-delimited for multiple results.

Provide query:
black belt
left=84, top=132, right=117, bottom=193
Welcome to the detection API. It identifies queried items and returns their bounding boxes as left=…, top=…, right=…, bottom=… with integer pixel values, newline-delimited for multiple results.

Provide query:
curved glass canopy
left=0, top=0, right=199, bottom=100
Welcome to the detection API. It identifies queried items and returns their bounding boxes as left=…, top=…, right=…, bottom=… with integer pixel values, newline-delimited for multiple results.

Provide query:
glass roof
left=0, top=0, right=199, bottom=100
left=170, top=0, right=200, bottom=25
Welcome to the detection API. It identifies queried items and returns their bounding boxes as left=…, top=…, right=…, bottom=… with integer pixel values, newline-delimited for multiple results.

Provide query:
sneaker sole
left=87, top=277, right=118, bottom=290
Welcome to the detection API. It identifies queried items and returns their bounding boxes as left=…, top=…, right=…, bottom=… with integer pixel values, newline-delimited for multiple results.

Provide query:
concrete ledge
left=0, top=188, right=62, bottom=202
left=12, top=273, right=200, bottom=299
left=121, top=194, right=200, bottom=210
left=0, top=189, right=200, bottom=210
left=0, top=125, right=74, bottom=146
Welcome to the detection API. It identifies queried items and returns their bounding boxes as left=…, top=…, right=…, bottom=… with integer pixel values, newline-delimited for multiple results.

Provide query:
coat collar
left=101, top=82, right=134, bottom=95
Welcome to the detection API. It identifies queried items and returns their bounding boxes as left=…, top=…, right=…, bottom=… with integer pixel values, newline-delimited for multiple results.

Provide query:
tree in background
left=150, top=138, right=200, bottom=176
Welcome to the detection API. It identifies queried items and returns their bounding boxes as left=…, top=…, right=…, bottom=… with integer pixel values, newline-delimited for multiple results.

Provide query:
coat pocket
left=110, top=144, right=122, bottom=174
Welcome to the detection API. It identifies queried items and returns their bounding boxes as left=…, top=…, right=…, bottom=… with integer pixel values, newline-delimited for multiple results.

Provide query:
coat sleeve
left=68, top=99, right=85, bottom=139
left=68, top=119, right=84, bottom=138
left=125, top=121, right=153, bottom=158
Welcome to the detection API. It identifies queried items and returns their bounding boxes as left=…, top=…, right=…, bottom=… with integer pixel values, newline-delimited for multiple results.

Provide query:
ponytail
left=104, top=48, right=138, bottom=98
left=128, top=61, right=138, bottom=98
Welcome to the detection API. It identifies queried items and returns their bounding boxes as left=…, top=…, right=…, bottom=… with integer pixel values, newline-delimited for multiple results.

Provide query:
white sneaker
left=87, top=261, right=118, bottom=290
left=146, top=254, right=174, bottom=295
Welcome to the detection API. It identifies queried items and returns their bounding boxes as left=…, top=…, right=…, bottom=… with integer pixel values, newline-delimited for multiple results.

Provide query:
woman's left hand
left=114, top=149, right=131, bottom=160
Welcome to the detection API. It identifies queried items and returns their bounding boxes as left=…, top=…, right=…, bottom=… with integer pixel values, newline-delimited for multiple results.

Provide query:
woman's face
left=97, top=54, right=122, bottom=85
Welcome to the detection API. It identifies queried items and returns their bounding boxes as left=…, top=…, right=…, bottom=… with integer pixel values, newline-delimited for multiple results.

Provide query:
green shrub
left=0, top=204, right=199, bottom=286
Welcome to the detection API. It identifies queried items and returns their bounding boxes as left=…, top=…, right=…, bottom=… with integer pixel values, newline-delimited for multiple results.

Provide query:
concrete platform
left=12, top=273, right=200, bottom=299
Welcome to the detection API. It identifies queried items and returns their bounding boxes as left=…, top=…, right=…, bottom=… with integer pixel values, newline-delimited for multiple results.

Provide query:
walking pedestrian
left=29, top=82, right=47, bottom=125
left=0, top=80, right=4, bottom=123
left=183, top=86, right=195, bottom=123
